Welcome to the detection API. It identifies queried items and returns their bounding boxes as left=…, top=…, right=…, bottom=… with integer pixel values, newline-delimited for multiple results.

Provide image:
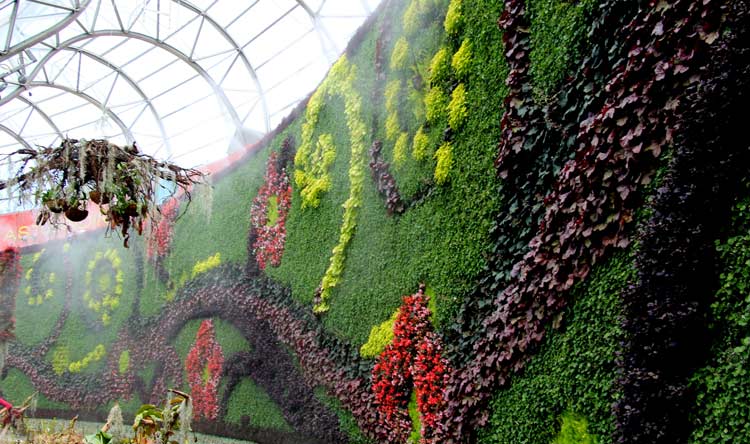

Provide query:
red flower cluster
left=0, top=247, right=22, bottom=341
left=413, top=331, right=450, bottom=443
left=371, top=285, right=451, bottom=443
left=147, top=197, right=180, bottom=260
left=250, top=152, right=292, bottom=270
left=186, top=319, right=224, bottom=420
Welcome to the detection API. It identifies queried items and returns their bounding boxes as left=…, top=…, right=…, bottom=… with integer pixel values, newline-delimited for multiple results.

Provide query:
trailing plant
left=369, top=140, right=406, bottom=216
left=0, top=139, right=204, bottom=247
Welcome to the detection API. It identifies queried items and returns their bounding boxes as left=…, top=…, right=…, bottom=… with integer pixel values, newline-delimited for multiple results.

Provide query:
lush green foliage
left=527, top=0, right=599, bottom=95
left=224, top=378, right=293, bottom=431
left=691, top=196, right=750, bottom=443
left=3, top=0, right=745, bottom=443
left=479, top=252, right=630, bottom=444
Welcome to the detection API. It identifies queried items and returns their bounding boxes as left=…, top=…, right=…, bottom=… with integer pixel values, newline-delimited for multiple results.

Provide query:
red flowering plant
left=371, top=285, right=452, bottom=443
left=0, top=247, right=22, bottom=343
left=185, top=319, right=224, bottom=420
left=413, top=331, right=450, bottom=443
left=146, top=197, right=180, bottom=261
left=250, top=152, right=292, bottom=270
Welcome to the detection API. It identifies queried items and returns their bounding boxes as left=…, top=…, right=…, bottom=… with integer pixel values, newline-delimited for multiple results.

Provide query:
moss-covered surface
left=224, top=378, right=293, bottom=432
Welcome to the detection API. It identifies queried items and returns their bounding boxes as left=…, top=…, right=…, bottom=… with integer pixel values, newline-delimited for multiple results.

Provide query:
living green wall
left=2, top=0, right=747, bottom=443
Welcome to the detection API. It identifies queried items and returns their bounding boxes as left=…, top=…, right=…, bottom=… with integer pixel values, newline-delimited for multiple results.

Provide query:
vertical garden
left=1, top=0, right=749, bottom=443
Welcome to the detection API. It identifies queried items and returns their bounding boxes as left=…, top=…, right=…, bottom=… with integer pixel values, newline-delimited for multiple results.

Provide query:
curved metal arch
left=16, top=94, right=64, bottom=141
left=0, top=123, right=34, bottom=151
left=175, top=0, right=270, bottom=133
left=57, top=46, right=172, bottom=156
left=26, top=81, right=134, bottom=143
left=0, top=0, right=93, bottom=60
left=2, top=31, right=251, bottom=145
left=296, top=0, right=341, bottom=59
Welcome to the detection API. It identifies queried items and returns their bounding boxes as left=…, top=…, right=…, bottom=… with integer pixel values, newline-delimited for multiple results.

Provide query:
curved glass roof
left=0, top=0, right=381, bottom=212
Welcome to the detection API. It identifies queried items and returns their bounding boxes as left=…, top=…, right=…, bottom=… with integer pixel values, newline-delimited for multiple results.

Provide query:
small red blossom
left=250, top=152, right=292, bottom=270
left=185, top=319, right=224, bottom=420
left=147, top=197, right=179, bottom=261
left=0, top=247, right=22, bottom=341
left=371, top=285, right=453, bottom=443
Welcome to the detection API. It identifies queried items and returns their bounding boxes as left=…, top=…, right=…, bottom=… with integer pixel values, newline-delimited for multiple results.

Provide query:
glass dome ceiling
left=0, top=0, right=381, bottom=212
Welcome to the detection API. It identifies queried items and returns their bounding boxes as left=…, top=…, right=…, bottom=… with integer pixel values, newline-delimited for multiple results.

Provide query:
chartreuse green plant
left=448, top=83, right=468, bottom=129
left=429, top=47, right=452, bottom=85
left=391, top=37, right=410, bottom=71
left=191, top=252, right=221, bottom=278
left=408, top=391, right=421, bottom=443
left=425, top=86, right=448, bottom=123
left=68, top=344, right=106, bottom=373
left=360, top=309, right=399, bottom=358
left=452, top=39, right=473, bottom=79
left=444, top=0, right=463, bottom=36
left=552, top=411, right=598, bottom=444
left=412, top=126, right=430, bottom=161
left=118, top=350, right=130, bottom=374
left=434, top=142, right=452, bottom=185
left=312, top=55, right=369, bottom=314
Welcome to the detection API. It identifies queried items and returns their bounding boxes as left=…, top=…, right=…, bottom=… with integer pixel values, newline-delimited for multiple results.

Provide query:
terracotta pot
left=65, top=207, right=89, bottom=222
left=89, top=190, right=102, bottom=204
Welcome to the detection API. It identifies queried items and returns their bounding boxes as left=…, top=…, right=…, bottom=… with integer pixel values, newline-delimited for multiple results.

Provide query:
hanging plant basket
left=0, top=139, right=206, bottom=247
